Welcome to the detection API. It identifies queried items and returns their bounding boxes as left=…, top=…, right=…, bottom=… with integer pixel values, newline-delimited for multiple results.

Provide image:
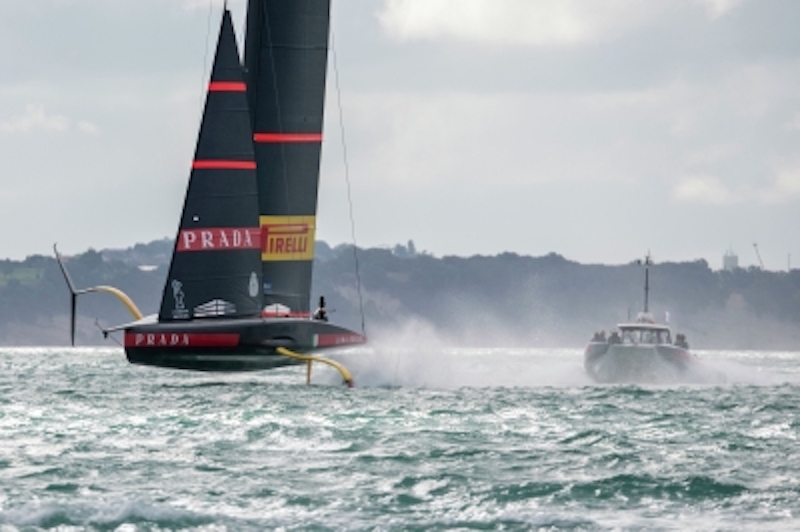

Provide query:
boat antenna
left=331, top=29, right=366, bottom=336
left=640, top=253, right=652, bottom=313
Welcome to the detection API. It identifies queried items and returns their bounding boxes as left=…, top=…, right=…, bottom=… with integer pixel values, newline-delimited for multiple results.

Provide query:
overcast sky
left=1, top=0, right=799, bottom=269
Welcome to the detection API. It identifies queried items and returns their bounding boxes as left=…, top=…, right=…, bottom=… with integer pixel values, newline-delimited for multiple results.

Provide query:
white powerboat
left=584, top=255, right=705, bottom=384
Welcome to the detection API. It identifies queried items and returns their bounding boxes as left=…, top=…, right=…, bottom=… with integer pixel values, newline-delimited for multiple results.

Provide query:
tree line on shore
left=1, top=239, right=799, bottom=349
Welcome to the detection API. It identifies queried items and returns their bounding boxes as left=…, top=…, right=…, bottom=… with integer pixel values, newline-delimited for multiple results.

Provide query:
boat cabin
left=614, top=323, right=672, bottom=346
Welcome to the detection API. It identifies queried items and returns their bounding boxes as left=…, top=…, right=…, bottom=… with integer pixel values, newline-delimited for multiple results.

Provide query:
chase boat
left=584, top=255, right=697, bottom=384
left=584, top=315, right=695, bottom=384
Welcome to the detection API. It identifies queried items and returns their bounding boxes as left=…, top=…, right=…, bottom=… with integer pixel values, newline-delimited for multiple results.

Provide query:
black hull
left=124, top=317, right=365, bottom=372
left=126, top=347, right=301, bottom=372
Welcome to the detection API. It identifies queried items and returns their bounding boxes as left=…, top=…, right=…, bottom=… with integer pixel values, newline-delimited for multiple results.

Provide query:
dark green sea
left=0, top=347, right=798, bottom=531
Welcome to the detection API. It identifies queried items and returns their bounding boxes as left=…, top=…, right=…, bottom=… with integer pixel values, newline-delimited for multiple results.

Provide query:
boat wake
left=320, top=346, right=592, bottom=389
left=308, top=321, right=798, bottom=389
left=321, top=349, right=800, bottom=389
left=689, top=351, right=800, bottom=386
left=310, top=318, right=588, bottom=388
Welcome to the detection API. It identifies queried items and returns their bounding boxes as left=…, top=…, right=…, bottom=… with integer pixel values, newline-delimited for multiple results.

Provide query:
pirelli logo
left=260, top=215, right=316, bottom=261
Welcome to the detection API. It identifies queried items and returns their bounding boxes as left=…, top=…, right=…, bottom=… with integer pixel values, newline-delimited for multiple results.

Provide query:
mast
left=244, top=0, right=331, bottom=314
left=643, top=254, right=651, bottom=314
left=158, top=9, right=262, bottom=322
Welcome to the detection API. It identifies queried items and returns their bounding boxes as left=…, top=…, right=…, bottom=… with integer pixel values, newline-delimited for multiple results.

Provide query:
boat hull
left=584, top=342, right=695, bottom=384
left=124, top=317, right=365, bottom=372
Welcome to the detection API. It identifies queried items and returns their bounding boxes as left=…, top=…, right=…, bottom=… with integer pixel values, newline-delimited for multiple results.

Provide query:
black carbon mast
left=159, top=8, right=263, bottom=322
left=244, top=0, right=331, bottom=315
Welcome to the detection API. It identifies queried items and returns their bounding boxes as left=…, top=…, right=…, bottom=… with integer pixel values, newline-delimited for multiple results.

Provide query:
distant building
left=723, top=249, right=739, bottom=271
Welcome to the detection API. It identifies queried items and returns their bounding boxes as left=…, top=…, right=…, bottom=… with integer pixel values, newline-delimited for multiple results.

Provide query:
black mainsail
left=159, top=8, right=263, bottom=323
left=244, top=0, right=331, bottom=315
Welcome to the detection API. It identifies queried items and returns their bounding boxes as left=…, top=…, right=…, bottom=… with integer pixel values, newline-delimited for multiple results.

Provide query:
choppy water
left=0, top=346, right=798, bottom=531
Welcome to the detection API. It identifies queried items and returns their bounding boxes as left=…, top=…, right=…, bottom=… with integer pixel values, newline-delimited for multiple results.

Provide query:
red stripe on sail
left=177, top=227, right=261, bottom=252
left=124, top=332, right=240, bottom=348
left=208, top=81, right=247, bottom=92
left=192, top=160, right=256, bottom=170
left=254, top=133, right=322, bottom=143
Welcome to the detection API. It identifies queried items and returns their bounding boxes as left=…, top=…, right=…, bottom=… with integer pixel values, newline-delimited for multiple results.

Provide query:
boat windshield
left=620, top=328, right=672, bottom=345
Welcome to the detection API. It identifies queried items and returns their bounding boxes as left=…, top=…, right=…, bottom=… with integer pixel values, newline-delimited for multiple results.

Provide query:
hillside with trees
left=1, top=239, right=799, bottom=350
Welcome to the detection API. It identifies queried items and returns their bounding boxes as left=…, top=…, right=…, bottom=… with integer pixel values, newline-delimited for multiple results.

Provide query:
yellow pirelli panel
left=260, top=215, right=316, bottom=261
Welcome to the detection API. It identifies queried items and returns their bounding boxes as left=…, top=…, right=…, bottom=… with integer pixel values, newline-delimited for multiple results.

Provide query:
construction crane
left=753, top=243, right=764, bottom=270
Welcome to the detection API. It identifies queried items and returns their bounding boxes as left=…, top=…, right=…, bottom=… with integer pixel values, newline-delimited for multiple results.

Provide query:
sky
left=1, top=0, right=799, bottom=269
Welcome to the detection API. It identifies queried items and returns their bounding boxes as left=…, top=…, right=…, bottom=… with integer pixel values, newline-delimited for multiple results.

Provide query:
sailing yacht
left=56, top=1, right=365, bottom=375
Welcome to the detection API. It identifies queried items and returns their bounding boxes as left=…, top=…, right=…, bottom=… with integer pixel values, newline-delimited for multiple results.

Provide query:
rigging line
left=95, top=320, right=123, bottom=348
left=330, top=29, right=366, bottom=336
left=108, top=332, right=123, bottom=348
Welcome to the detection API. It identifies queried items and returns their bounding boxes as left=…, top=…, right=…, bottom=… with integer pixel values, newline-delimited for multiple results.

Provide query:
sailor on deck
left=313, top=296, right=328, bottom=322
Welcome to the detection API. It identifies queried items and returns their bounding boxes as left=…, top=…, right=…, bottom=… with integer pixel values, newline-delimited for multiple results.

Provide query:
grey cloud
left=0, top=0, right=798, bottom=270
